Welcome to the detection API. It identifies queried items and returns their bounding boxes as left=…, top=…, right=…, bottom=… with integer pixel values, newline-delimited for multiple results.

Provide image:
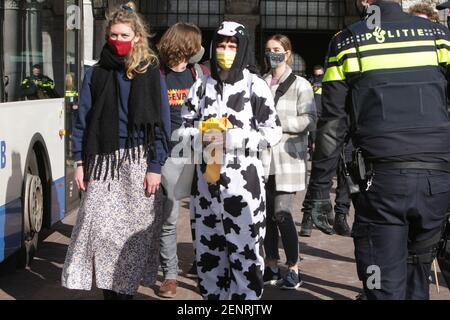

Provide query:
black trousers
left=351, top=169, right=450, bottom=300
left=264, top=175, right=299, bottom=266
left=335, top=142, right=354, bottom=216
left=437, top=213, right=450, bottom=290
left=438, top=244, right=450, bottom=290
left=335, top=162, right=351, bottom=216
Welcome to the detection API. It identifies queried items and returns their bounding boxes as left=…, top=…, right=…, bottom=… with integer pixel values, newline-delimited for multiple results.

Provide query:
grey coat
left=262, top=65, right=317, bottom=192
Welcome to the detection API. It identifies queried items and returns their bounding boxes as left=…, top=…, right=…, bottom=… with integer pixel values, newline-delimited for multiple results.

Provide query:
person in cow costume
left=180, top=21, right=282, bottom=300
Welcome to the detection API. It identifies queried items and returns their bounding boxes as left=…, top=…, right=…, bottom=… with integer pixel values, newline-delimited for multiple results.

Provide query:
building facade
left=94, top=0, right=447, bottom=76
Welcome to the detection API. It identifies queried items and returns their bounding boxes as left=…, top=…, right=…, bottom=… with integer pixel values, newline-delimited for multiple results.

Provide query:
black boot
left=311, top=211, right=335, bottom=235
left=310, top=200, right=335, bottom=235
left=301, top=199, right=335, bottom=236
left=300, top=212, right=313, bottom=237
left=333, top=214, right=351, bottom=236
left=327, top=208, right=335, bottom=226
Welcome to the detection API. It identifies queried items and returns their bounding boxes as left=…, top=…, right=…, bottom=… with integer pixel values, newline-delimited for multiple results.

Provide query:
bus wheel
left=17, top=153, right=44, bottom=268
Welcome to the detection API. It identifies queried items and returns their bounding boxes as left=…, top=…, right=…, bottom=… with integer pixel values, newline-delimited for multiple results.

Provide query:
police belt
left=367, top=161, right=450, bottom=173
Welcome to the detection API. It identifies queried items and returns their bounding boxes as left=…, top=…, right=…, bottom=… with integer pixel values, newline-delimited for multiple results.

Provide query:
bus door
left=65, top=1, right=83, bottom=212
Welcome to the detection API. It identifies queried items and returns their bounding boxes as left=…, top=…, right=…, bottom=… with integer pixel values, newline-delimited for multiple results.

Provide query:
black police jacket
left=20, top=75, right=58, bottom=100
left=307, top=0, right=450, bottom=199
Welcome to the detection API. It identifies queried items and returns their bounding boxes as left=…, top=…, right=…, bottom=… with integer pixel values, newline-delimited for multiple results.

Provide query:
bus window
left=1, top=0, right=64, bottom=102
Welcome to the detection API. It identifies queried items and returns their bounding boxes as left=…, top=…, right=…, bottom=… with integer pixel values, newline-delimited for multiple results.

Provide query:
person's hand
left=74, top=164, right=88, bottom=191
left=144, top=172, right=161, bottom=196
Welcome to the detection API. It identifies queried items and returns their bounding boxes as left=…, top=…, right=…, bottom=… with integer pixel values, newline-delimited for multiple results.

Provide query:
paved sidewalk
left=0, top=189, right=449, bottom=300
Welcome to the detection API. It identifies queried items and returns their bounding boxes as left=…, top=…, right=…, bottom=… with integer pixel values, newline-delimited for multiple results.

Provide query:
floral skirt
left=62, top=151, right=163, bottom=295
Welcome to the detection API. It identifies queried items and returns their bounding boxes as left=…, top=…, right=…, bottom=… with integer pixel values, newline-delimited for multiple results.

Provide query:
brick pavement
left=0, top=188, right=449, bottom=300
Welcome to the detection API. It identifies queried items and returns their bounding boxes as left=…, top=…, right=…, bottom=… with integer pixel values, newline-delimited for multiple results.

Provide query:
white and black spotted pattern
left=61, top=148, right=164, bottom=295
left=181, top=69, right=282, bottom=300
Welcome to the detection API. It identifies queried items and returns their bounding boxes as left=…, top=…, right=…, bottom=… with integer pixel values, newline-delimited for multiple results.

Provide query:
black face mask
left=312, top=74, right=323, bottom=84
left=265, top=52, right=286, bottom=69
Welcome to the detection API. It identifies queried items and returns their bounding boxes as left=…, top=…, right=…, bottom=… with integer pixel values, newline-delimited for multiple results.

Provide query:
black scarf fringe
left=83, top=121, right=170, bottom=182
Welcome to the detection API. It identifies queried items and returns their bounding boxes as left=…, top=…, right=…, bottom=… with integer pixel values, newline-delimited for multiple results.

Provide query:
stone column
left=3, top=0, right=23, bottom=101
left=23, top=0, right=44, bottom=72
left=345, top=0, right=359, bottom=27
left=224, top=0, right=260, bottom=64
left=83, top=0, right=94, bottom=61
left=42, top=0, right=65, bottom=94
left=93, top=19, right=107, bottom=59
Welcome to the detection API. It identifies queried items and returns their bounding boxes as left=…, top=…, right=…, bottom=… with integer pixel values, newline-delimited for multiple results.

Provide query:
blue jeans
left=160, top=157, right=184, bottom=280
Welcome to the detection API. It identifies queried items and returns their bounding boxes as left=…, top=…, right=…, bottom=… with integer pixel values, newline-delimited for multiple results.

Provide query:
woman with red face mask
left=61, top=2, right=171, bottom=300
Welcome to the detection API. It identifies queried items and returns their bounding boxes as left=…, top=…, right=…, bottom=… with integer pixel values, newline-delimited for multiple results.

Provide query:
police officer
left=436, top=1, right=450, bottom=292
left=303, top=0, right=450, bottom=299
left=301, top=65, right=353, bottom=237
left=20, top=64, right=58, bottom=100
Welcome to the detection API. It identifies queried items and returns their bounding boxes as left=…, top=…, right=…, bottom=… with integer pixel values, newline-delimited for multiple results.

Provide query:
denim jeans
left=264, top=175, right=299, bottom=266
left=160, top=157, right=184, bottom=279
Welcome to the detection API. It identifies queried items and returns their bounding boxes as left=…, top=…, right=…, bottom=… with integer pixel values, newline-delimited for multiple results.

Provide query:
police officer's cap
left=437, top=1, right=450, bottom=10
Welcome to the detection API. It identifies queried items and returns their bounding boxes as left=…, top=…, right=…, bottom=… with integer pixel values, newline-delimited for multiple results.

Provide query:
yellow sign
left=199, top=117, right=233, bottom=133
left=200, top=117, right=233, bottom=184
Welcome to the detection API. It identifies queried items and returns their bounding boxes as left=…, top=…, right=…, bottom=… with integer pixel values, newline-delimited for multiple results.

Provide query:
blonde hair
left=65, top=73, right=75, bottom=91
left=106, top=1, right=158, bottom=79
left=157, top=22, right=202, bottom=68
left=409, top=3, right=439, bottom=22
left=266, top=34, right=293, bottom=66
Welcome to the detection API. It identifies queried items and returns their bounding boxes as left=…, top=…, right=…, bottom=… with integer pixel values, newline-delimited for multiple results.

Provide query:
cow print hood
left=210, top=21, right=250, bottom=85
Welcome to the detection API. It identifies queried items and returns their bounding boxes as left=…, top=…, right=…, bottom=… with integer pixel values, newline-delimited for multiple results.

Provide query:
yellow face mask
left=216, top=50, right=236, bottom=71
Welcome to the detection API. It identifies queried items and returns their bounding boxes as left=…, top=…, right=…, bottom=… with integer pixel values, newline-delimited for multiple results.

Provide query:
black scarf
left=83, top=44, right=166, bottom=180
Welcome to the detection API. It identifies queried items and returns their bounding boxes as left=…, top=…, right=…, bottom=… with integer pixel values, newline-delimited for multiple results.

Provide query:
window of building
left=261, top=0, right=345, bottom=31
left=140, top=0, right=225, bottom=29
